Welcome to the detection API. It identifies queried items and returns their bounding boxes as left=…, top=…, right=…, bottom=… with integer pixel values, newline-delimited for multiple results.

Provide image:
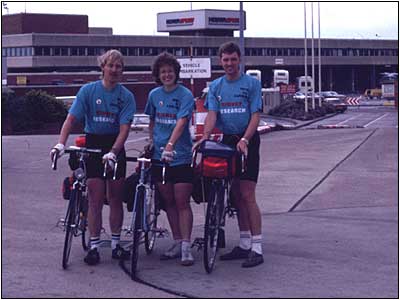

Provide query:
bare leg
left=173, top=183, right=193, bottom=241
left=239, top=180, right=262, bottom=236
left=87, top=178, right=106, bottom=238
left=231, top=178, right=250, bottom=232
left=106, top=178, right=125, bottom=234
left=157, top=182, right=182, bottom=240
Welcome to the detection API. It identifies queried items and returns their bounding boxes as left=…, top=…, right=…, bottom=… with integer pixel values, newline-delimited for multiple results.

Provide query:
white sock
left=239, top=231, right=251, bottom=250
left=181, top=240, right=191, bottom=252
left=111, top=233, right=121, bottom=250
left=90, top=237, right=101, bottom=250
left=251, top=234, right=263, bottom=255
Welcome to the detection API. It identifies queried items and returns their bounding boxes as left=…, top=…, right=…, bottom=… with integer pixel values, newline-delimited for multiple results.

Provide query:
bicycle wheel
left=79, top=194, right=89, bottom=251
left=203, top=180, right=225, bottom=273
left=131, top=186, right=144, bottom=280
left=62, top=188, right=79, bottom=269
left=144, top=185, right=158, bottom=254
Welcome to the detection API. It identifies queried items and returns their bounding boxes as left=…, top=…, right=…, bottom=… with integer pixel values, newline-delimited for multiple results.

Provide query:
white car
left=130, top=114, right=150, bottom=132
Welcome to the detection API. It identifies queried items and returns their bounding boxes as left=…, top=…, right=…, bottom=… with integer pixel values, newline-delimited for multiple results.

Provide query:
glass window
left=11, top=47, right=16, bottom=57
left=2, top=48, right=6, bottom=57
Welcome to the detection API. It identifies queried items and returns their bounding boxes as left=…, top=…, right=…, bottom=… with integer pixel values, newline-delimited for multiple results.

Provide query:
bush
left=268, top=99, right=336, bottom=120
left=2, top=89, right=68, bottom=132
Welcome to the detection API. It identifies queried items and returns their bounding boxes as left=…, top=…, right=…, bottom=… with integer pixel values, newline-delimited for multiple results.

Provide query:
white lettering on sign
left=178, top=58, right=211, bottom=79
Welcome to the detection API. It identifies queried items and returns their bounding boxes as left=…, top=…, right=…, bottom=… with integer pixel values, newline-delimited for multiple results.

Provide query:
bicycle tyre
left=62, top=189, right=78, bottom=269
left=79, top=194, right=89, bottom=251
left=131, top=186, right=144, bottom=280
left=203, top=180, right=225, bottom=273
left=144, top=185, right=158, bottom=254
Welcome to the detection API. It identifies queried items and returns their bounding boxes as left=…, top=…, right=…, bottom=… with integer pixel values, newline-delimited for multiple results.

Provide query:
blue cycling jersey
left=205, top=74, right=262, bottom=134
left=69, top=81, right=136, bottom=135
left=144, top=85, right=194, bottom=166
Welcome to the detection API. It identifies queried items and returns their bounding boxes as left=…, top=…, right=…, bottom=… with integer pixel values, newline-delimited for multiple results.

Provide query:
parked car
left=130, top=114, right=150, bottom=132
left=319, top=91, right=346, bottom=100
left=323, top=98, right=347, bottom=113
left=293, top=91, right=322, bottom=101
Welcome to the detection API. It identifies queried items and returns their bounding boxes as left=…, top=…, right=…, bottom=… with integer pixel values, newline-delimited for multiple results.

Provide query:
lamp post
left=239, top=2, right=245, bottom=74
left=311, top=2, right=315, bottom=109
left=304, top=2, right=308, bottom=113
left=318, top=2, right=322, bottom=106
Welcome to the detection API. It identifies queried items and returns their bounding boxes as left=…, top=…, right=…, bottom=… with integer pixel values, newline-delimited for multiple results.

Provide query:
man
left=194, top=42, right=263, bottom=268
left=50, top=49, right=136, bottom=265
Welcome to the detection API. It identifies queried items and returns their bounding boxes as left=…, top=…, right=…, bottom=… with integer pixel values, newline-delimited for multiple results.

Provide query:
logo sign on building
left=166, top=17, right=195, bottom=27
left=208, top=17, right=239, bottom=26
left=178, top=58, right=211, bottom=79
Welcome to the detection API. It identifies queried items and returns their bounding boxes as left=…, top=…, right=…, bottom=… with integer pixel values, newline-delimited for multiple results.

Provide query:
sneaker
left=160, top=241, right=181, bottom=260
left=181, top=249, right=194, bottom=266
left=220, top=246, right=251, bottom=261
left=84, top=248, right=100, bottom=265
left=112, top=244, right=130, bottom=260
left=241, top=251, right=264, bottom=268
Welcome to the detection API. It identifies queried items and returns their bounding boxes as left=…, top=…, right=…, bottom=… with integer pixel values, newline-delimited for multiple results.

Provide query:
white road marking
left=125, top=137, right=148, bottom=144
left=364, top=113, right=389, bottom=127
left=337, top=115, right=361, bottom=125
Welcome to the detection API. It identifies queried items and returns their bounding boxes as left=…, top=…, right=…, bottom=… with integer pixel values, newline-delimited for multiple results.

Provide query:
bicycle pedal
left=192, top=237, right=204, bottom=251
left=56, top=218, right=66, bottom=228
left=155, top=228, right=169, bottom=238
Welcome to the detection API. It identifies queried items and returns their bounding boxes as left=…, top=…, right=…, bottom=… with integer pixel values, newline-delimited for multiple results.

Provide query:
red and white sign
left=345, top=96, right=361, bottom=105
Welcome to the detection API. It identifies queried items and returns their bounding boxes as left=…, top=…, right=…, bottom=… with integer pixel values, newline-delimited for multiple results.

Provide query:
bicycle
left=120, top=154, right=167, bottom=280
left=192, top=139, right=245, bottom=273
left=52, top=145, right=102, bottom=269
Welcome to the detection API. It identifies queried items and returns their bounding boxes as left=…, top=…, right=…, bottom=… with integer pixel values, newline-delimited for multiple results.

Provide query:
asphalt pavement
left=1, top=113, right=398, bottom=298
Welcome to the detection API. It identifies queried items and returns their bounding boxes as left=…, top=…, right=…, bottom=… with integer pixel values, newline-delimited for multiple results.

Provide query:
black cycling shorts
left=222, top=131, right=260, bottom=183
left=85, top=133, right=126, bottom=180
left=151, top=162, right=194, bottom=184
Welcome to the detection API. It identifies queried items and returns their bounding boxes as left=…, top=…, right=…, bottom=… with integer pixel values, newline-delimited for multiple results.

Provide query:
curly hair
left=152, top=52, right=181, bottom=85
left=218, top=42, right=241, bottom=58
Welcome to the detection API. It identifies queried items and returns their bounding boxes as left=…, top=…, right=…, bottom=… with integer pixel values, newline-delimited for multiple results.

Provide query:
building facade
left=2, top=11, right=398, bottom=94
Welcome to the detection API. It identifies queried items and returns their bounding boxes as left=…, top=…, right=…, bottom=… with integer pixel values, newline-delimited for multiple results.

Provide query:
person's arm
left=192, top=110, right=217, bottom=151
left=57, top=114, right=77, bottom=145
left=202, top=111, right=217, bottom=140
left=110, top=124, right=131, bottom=155
left=164, top=117, right=188, bottom=152
left=236, top=111, right=260, bottom=156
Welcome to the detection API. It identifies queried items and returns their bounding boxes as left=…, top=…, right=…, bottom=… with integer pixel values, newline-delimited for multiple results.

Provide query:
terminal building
left=2, top=10, right=398, bottom=98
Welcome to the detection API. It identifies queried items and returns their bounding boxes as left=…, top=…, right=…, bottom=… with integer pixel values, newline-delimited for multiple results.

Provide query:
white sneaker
left=181, top=248, right=194, bottom=266
left=160, top=241, right=181, bottom=260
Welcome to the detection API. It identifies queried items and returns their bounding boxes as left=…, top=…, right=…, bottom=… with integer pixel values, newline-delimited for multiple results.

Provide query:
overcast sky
left=2, top=1, right=398, bottom=39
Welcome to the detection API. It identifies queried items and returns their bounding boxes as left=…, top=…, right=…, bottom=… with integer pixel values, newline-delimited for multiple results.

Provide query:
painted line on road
left=125, top=137, right=148, bottom=144
left=364, top=113, right=389, bottom=128
left=289, top=128, right=378, bottom=212
left=337, top=114, right=361, bottom=125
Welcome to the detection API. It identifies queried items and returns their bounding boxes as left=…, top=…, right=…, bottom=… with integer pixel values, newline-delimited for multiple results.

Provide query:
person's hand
left=50, top=143, right=64, bottom=161
left=236, top=138, right=248, bottom=157
left=102, top=152, right=117, bottom=170
left=161, top=149, right=175, bottom=163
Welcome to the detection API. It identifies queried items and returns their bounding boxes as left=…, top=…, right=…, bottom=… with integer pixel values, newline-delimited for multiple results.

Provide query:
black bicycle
left=192, top=140, right=245, bottom=273
left=121, top=155, right=166, bottom=280
left=52, top=145, right=102, bottom=269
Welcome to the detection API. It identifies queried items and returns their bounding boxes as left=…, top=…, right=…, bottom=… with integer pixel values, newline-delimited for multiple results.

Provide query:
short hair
left=218, top=42, right=241, bottom=58
left=97, top=49, right=124, bottom=78
left=152, top=52, right=181, bottom=85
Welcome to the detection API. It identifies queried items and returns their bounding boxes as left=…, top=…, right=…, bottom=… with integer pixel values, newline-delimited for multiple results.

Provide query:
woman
left=144, top=52, right=195, bottom=266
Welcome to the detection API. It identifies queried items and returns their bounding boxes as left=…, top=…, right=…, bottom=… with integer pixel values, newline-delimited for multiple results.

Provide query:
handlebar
left=51, top=146, right=101, bottom=171
left=125, top=156, right=168, bottom=184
